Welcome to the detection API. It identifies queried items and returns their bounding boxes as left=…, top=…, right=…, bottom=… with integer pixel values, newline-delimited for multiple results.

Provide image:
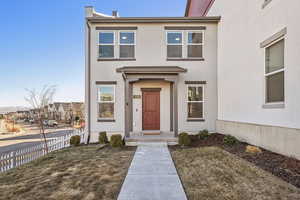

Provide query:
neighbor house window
left=167, top=32, right=183, bottom=58
left=119, top=32, right=135, bottom=58
left=98, top=32, right=115, bottom=58
left=265, top=39, right=285, bottom=103
left=98, top=85, right=115, bottom=119
left=187, top=31, right=203, bottom=58
left=187, top=85, right=204, bottom=119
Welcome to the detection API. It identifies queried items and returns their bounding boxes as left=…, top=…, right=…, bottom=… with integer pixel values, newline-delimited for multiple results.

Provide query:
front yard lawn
left=171, top=146, right=300, bottom=200
left=0, top=145, right=136, bottom=200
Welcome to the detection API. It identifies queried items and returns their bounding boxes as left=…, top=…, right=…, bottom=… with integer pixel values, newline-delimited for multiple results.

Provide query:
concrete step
left=126, top=138, right=178, bottom=146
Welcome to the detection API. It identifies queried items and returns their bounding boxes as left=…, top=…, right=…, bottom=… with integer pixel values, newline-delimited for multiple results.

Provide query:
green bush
left=70, top=135, right=81, bottom=146
left=223, top=135, right=239, bottom=146
left=75, top=116, right=80, bottom=121
left=178, top=132, right=191, bottom=147
left=99, top=131, right=108, bottom=144
left=198, top=129, right=210, bottom=140
left=110, top=134, right=123, bottom=148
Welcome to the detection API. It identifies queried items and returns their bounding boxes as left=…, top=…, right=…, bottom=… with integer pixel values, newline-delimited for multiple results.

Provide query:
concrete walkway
left=118, top=142, right=187, bottom=200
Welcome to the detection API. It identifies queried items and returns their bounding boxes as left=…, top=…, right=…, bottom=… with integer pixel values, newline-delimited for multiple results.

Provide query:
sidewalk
left=118, top=142, right=187, bottom=200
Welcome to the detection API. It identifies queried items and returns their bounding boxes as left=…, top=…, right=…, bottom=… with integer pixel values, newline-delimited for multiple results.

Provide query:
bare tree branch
left=24, top=85, right=57, bottom=153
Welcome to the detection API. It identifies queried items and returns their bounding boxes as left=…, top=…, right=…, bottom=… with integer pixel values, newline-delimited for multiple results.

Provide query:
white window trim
left=98, top=30, right=136, bottom=59
left=98, top=31, right=116, bottom=59
left=166, top=31, right=184, bottom=58
left=119, top=31, right=136, bottom=59
left=97, top=85, right=116, bottom=119
left=186, top=30, right=204, bottom=58
left=264, top=37, right=285, bottom=105
left=186, top=84, right=205, bottom=119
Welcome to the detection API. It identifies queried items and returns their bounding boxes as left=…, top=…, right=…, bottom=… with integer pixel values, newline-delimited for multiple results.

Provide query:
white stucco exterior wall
left=86, top=21, right=218, bottom=143
left=207, top=0, right=300, bottom=159
left=208, top=0, right=300, bottom=129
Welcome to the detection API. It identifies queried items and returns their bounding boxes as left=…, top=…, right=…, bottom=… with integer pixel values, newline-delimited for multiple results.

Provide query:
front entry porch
left=116, top=66, right=187, bottom=142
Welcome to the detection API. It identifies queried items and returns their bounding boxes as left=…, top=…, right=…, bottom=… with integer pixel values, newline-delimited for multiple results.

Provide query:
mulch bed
left=171, top=133, right=300, bottom=188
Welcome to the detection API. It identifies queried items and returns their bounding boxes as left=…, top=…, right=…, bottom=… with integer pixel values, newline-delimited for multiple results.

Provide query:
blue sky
left=0, top=0, right=186, bottom=107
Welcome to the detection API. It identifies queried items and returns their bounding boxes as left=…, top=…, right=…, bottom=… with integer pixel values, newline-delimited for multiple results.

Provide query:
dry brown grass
left=0, top=145, right=136, bottom=200
left=171, top=146, right=300, bottom=200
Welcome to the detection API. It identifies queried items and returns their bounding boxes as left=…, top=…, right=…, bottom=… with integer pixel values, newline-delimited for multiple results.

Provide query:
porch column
left=173, top=80, right=179, bottom=137
left=165, top=77, right=179, bottom=137
left=124, top=78, right=137, bottom=138
left=124, top=79, right=130, bottom=138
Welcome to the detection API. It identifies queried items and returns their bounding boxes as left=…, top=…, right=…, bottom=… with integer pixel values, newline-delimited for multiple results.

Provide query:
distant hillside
left=0, top=106, right=30, bottom=114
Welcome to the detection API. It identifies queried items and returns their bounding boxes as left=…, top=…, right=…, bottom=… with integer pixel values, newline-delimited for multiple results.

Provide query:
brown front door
left=142, top=89, right=160, bottom=130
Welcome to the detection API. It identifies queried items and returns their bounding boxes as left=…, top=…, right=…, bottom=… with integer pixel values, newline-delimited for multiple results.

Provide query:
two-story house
left=85, top=7, right=220, bottom=143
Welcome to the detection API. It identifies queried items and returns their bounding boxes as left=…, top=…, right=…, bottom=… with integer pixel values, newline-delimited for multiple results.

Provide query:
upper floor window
left=119, top=32, right=135, bottom=58
left=265, top=39, right=285, bottom=103
left=98, top=31, right=135, bottom=59
left=99, top=32, right=114, bottom=58
left=167, top=31, right=204, bottom=59
left=187, top=32, right=203, bottom=58
left=167, top=32, right=183, bottom=58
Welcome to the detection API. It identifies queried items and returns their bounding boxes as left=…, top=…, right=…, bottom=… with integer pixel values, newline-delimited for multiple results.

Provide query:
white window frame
left=97, top=85, right=116, bottom=119
left=98, top=31, right=116, bottom=59
left=186, top=30, right=204, bottom=58
left=166, top=31, right=184, bottom=58
left=264, top=37, right=285, bottom=104
left=119, top=31, right=136, bottom=59
left=186, top=84, right=205, bottom=119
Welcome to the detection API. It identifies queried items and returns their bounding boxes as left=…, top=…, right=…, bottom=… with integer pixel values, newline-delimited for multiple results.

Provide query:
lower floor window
left=266, top=71, right=284, bottom=103
left=98, top=103, right=114, bottom=118
left=187, top=102, right=203, bottom=118
left=187, top=85, right=204, bottom=119
left=98, top=85, right=115, bottom=119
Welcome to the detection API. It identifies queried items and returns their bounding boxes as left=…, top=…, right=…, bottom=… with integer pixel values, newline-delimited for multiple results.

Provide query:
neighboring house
left=71, top=102, right=85, bottom=120
left=186, top=0, right=300, bottom=159
left=85, top=7, right=219, bottom=143
left=47, top=104, right=56, bottom=120
left=51, top=102, right=84, bottom=122
left=57, top=103, right=72, bottom=122
left=53, top=102, right=62, bottom=120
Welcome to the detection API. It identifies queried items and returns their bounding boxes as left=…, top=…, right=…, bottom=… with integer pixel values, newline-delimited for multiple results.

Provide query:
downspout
left=86, top=20, right=91, bottom=144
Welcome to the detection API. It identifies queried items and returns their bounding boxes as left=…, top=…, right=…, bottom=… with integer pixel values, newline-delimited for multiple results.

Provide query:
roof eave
left=86, top=16, right=221, bottom=23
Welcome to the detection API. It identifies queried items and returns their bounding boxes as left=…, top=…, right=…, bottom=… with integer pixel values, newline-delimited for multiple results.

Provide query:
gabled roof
left=185, top=0, right=215, bottom=17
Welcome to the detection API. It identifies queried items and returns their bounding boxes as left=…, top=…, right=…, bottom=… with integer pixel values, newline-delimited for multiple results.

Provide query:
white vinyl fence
left=0, top=130, right=85, bottom=173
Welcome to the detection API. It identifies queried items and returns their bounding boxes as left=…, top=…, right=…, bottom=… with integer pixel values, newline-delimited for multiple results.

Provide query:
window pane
left=188, top=32, right=203, bottom=44
left=99, top=32, right=114, bottom=44
left=99, top=45, right=114, bottom=58
left=167, top=45, right=182, bottom=58
left=188, top=103, right=203, bottom=118
left=266, top=39, right=284, bottom=73
left=188, top=45, right=203, bottom=58
left=120, top=32, right=134, bottom=44
left=167, top=33, right=182, bottom=44
left=120, top=45, right=135, bottom=58
left=99, top=86, right=114, bottom=102
left=99, top=103, right=114, bottom=118
left=188, top=86, right=203, bottom=101
left=266, top=71, right=284, bottom=102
